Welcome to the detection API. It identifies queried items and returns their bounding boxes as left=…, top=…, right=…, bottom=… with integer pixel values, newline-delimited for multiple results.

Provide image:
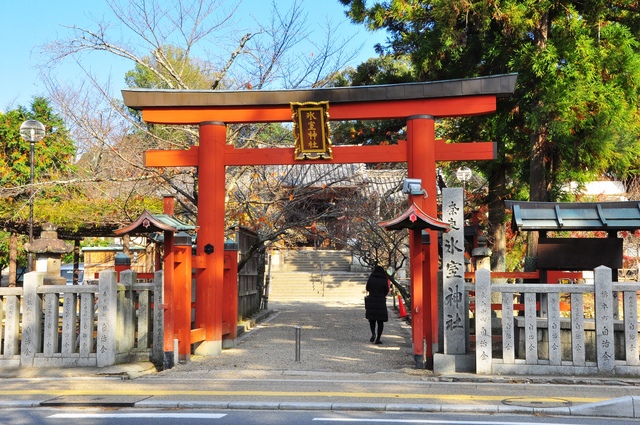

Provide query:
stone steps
left=267, top=272, right=368, bottom=301
left=267, top=249, right=369, bottom=301
left=279, top=250, right=353, bottom=273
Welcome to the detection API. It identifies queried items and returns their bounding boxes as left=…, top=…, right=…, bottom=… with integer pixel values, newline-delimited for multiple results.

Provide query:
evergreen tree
left=0, top=97, right=76, bottom=276
left=341, top=0, right=640, bottom=269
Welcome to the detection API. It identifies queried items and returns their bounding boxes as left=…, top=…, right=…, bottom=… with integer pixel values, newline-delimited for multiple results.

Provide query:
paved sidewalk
left=163, top=299, right=417, bottom=375
left=3, top=297, right=640, bottom=419
left=144, top=298, right=640, bottom=419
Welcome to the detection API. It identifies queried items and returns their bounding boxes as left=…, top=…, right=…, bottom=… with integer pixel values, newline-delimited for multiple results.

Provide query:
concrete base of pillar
left=194, top=340, right=222, bottom=356
left=433, top=353, right=475, bottom=374
left=163, top=351, right=175, bottom=370
left=222, top=338, right=237, bottom=349
left=414, top=354, right=424, bottom=369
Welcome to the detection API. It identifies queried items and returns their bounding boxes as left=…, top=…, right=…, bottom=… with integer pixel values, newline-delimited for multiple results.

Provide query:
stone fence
left=474, top=266, right=640, bottom=376
left=0, top=269, right=163, bottom=368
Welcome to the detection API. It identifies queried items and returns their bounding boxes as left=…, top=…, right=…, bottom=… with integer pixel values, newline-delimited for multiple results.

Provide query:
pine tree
left=341, top=0, right=640, bottom=269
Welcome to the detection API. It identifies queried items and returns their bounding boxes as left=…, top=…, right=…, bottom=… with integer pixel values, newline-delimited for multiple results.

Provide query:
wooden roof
left=122, top=74, right=518, bottom=109
left=379, top=203, right=450, bottom=231
left=122, top=74, right=517, bottom=124
left=506, top=201, right=640, bottom=232
left=115, top=210, right=195, bottom=235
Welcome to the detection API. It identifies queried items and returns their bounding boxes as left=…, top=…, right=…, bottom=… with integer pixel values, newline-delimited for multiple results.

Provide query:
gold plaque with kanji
left=291, top=101, right=332, bottom=160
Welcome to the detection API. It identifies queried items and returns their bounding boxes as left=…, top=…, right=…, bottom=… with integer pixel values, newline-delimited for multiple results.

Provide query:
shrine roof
left=122, top=74, right=517, bottom=109
left=115, top=210, right=195, bottom=235
left=379, top=203, right=450, bottom=231
left=273, top=163, right=368, bottom=187
left=506, top=201, right=640, bottom=232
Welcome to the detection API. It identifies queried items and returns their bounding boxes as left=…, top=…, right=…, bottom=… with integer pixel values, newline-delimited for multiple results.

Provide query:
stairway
left=267, top=250, right=369, bottom=301
left=280, top=250, right=353, bottom=272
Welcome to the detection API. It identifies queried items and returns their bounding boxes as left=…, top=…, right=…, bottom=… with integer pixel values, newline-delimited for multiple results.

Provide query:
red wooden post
left=163, top=230, right=175, bottom=368
left=408, top=228, right=425, bottom=367
left=163, top=195, right=175, bottom=215
left=173, top=231, right=192, bottom=361
left=114, top=252, right=131, bottom=281
left=407, top=115, right=438, bottom=368
left=222, top=239, right=239, bottom=347
left=156, top=196, right=175, bottom=272
left=194, top=121, right=226, bottom=356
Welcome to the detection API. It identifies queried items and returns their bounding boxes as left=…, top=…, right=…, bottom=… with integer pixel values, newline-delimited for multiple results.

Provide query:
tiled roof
left=270, top=164, right=406, bottom=198
left=122, top=74, right=518, bottom=109
left=115, top=210, right=195, bottom=235
left=506, top=201, right=640, bottom=231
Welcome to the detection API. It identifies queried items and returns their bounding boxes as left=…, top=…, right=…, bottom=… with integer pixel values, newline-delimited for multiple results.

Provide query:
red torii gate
left=122, top=74, right=516, bottom=368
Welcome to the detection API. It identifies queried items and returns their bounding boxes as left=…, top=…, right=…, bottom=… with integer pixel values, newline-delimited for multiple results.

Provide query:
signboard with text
left=291, top=101, right=332, bottom=160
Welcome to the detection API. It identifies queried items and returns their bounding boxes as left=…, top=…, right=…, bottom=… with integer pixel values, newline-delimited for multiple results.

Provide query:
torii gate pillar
left=193, top=121, right=227, bottom=355
left=407, top=115, right=439, bottom=368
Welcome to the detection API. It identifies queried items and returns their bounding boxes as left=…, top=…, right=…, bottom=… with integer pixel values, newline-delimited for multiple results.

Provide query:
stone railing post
left=97, top=270, right=118, bottom=367
left=3, top=288, right=21, bottom=359
left=119, top=270, right=136, bottom=352
left=21, top=272, right=44, bottom=367
left=594, top=266, right=615, bottom=373
left=475, top=268, right=492, bottom=374
left=137, top=283, right=151, bottom=351
left=61, top=289, right=78, bottom=357
left=152, top=270, right=165, bottom=366
left=78, top=288, right=95, bottom=358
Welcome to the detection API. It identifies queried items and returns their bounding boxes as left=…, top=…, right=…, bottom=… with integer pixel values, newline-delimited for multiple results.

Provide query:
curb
left=1, top=388, right=638, bottom=418
left=123, top=398, right=637, bottom=418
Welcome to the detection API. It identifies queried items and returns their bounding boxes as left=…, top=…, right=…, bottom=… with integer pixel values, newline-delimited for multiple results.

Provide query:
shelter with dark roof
left=506, top=201, right=640, bottom=282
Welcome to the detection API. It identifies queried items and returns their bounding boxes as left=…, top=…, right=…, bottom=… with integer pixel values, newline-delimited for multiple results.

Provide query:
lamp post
left=19, top=119, right=46, bottom=272
left=456, top=166, right=472, bottom=192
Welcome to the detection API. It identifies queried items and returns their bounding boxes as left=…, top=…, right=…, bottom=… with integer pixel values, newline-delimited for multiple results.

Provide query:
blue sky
left=0, top=0, right=385, bottom=112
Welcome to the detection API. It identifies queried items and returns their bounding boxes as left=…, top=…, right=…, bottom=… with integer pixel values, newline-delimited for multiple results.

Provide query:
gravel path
left=163, top=298, right=418, bottom=375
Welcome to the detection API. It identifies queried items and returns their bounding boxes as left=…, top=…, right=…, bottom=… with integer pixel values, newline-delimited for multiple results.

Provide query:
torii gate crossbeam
left=122, top=74, right=517, bottom=368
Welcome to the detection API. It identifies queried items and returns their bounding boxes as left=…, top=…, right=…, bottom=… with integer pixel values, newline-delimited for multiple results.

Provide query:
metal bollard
left=295, top=326, right=301, bottom=362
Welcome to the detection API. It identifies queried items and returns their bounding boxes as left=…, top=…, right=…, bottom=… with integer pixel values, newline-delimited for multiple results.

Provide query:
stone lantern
left=471, top=235, right=492, bottom=271
left=24, top=223, right=73, bottom=285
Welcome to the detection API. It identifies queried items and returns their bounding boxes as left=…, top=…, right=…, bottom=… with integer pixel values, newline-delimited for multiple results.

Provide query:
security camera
left=402, top=178, right=426, bottom=196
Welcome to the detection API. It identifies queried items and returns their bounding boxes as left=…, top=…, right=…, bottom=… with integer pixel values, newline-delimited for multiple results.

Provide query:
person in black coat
left=365, top=265, right=389, bottom=344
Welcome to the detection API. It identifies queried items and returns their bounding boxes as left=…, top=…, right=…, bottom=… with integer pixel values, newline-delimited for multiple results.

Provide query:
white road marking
left=313, top=419, right=572, bottom=425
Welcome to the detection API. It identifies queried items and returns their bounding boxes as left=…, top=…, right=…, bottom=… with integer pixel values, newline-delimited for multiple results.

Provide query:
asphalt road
left=5, top=407, right=640, bottom=425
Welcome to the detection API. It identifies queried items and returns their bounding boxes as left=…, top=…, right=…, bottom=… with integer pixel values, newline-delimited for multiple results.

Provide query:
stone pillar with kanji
left=434, top=188, right=475, bottom=373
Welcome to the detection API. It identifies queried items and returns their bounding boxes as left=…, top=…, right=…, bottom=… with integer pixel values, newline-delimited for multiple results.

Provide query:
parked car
left=61, top=263, right=84, bottom=285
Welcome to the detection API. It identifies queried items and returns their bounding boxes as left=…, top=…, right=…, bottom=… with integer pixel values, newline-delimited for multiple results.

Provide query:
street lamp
left=19, top=119, right=46, bottom=271
left=456, top=166, right=472, bottom=192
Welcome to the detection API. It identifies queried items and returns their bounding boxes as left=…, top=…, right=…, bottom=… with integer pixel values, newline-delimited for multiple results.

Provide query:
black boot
left=369, top=320, right=376, bottom=342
